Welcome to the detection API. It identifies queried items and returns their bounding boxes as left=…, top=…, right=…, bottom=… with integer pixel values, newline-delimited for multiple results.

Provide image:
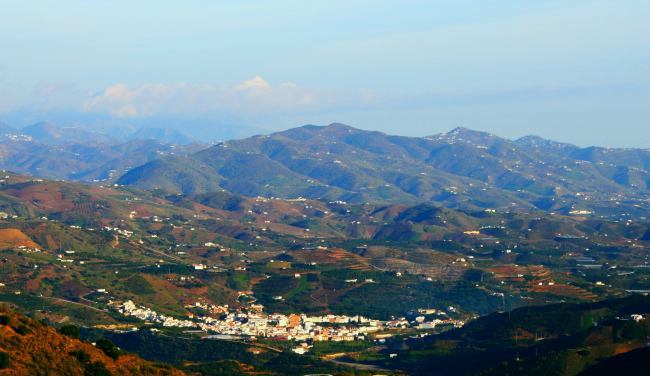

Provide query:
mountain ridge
left=0, top=120, right=208, bottom=182
left=117, top=123, right=650, bottom=219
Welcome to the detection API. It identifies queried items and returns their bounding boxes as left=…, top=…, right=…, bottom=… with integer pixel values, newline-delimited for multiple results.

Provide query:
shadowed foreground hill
left=579, top=346, right=650, bottom=376
left=382, top=295, right=650, bottom=376
left=0, top=307, right=184, bottom=375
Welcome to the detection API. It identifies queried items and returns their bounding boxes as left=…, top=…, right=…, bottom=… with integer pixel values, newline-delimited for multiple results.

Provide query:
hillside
left=365, top=295, right=650, bottom=375
left=117, top=124, right=650, bottom=219
left=0, top=307, right=184, bottom=375
left=0, top=229, right=40, bottom=250
left=580, top=347, right=649, bottom=375
left=0, top=172, right=648, bottom=320
left=0, top=173, right=648, bottom=374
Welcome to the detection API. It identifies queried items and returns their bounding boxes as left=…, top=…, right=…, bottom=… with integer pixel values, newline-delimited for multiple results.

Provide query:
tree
left=84, top=362, right=111, bottom=376
left=59, top=324, right=80, bottom=339
left=71, top=350, right=110, bottom=376
left=95, top=338, right=122, bottom=360
left=0, top=351, right=10, bottom=369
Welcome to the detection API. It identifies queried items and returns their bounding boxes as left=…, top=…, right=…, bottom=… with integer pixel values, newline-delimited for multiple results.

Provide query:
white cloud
left=82, top=76, right=333, bottom=118
left=234, top=75, right=271, bottom=92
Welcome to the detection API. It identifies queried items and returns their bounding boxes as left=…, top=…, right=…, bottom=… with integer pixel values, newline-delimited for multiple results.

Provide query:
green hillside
left=117, top=124, right=650, bottom=220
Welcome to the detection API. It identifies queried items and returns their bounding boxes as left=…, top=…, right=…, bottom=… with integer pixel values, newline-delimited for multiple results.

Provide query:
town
left=115, top=299, right=464, bottom=349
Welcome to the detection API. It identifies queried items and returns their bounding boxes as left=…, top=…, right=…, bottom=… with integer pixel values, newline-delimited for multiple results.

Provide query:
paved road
left=44, top=296, right=108, bottom=313
left=127, top=240, right=185, bottom=263
left=326, top=358, right=393, bottom=372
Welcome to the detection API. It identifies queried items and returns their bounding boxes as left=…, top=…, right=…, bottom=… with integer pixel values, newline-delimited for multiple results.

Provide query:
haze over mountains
left=1, top=123, right=649, bottom=375
left=4, top=2, right=650, bottom=374
left=116, top=123, right=650, bottom=219
left=1, top=121, right=648, bottom=219
left=0, top=121, right=206, bottom=181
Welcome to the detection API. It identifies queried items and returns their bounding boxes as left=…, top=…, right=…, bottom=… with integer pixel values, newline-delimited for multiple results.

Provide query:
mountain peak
left=438, top=127, right=499, bottom=144
left=298, top=123, right=357, bottom=132
left=130, top=127, right=195, bottom=144
left=276, top=123, right=363, bottom=141
left=515, top=135, right=576, bottom=149
left=22, top=121, right=62, bottom=139
left=326, top=122, right=355, bottom=129
left=25, top=120, right=57, bottom=129
left=447, top=127, right=491, bottom=137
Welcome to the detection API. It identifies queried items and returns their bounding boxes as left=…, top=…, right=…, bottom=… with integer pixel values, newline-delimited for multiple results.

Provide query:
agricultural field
left=0, top=172, right=649, bottom=375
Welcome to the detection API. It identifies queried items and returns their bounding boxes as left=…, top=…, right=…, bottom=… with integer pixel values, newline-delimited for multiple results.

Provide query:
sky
left=0, top=0, right=649, bottom=146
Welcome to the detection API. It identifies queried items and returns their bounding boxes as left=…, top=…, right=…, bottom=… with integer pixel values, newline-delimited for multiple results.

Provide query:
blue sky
left=1, top=0, right=649, bottom=146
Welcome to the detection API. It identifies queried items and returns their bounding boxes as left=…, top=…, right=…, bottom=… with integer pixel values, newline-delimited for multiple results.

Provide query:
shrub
left=71, top=351, right=110, bottom=376
left=84, top=361, right=111, bottom=376
left=124, top=274, right=155, bottom=295
left=59, top=325, right=80, bottom=339
left=14, top=324, right=31, bottom=335
left=0, top=351, right=9, bottom=369
left=95, top=338, right=122, bottom=360
left=70, top=349, right=91, bottom=364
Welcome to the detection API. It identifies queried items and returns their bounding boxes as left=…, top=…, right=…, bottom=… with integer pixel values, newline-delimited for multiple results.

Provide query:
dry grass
left=0, top=228, right=40, bottom=250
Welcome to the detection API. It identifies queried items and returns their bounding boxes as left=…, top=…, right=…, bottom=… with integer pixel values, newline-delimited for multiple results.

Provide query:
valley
left=0, top=132, right=648, bottom=374
left=4, top=2, right=649, bottom=374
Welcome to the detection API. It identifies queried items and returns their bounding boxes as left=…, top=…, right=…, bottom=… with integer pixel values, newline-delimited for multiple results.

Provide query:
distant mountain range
left=9, top=120, right=198, bottom=145
left=117, top=123, right=650, bottom=219
left=0, top=121, right=648, bottom=219
left=0, top=121, right=207, bottom=181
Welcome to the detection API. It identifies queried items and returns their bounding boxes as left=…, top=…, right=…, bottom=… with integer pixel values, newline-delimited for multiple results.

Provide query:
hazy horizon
left=1, top=1, right=649, bottom=147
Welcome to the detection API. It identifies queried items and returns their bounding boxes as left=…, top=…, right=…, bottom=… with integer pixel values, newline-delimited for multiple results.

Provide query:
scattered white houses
left=292, top=343, right=311, bottom=354
left=631, top=314, right=644, bottom=322
left=569, top=209, right=593, bottom=215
